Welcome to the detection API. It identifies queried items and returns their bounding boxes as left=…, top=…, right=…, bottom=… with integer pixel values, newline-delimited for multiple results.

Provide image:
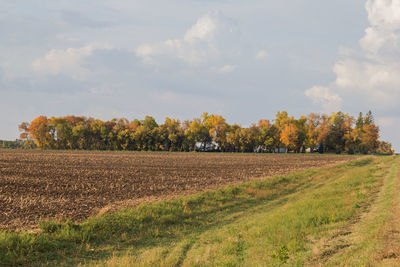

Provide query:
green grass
left=322, top=156, right=400, bottom=266
left=0, top=156, right=397, bottom=266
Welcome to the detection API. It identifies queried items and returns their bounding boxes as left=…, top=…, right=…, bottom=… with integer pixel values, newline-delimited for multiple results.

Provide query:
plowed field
left=0, top=150, right=355, bottom=230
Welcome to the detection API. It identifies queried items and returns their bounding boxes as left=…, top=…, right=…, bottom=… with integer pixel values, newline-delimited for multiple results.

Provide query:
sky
left=1, top=0, right=399, bottom=151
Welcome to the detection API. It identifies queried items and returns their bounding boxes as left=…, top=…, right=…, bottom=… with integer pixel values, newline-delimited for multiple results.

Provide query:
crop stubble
left=0, top=150, right=354, bottom=230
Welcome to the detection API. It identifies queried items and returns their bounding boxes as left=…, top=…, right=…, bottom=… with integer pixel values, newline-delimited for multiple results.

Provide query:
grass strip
left=322, top=156, right=399, bottom=266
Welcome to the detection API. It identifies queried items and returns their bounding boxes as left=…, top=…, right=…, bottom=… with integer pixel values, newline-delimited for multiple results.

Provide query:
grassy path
left=0, top=156, right=398, bottom=266
left=317, top=156, right=400, bottom=266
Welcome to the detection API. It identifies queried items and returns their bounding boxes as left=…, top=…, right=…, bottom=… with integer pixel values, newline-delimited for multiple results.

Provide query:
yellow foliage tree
left=280, top=123, right=298, bottom=151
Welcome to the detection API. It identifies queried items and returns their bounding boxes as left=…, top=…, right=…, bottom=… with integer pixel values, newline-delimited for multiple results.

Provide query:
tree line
left=18, top=111, right=393, bottom=154
left=0, top=140, right=26, bottom=149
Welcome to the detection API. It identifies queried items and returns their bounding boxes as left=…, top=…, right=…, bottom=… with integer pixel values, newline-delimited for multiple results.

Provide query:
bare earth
left=0, top=150, right=355, bottom=230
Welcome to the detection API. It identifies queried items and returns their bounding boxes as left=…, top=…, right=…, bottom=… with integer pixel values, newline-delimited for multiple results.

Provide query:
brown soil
left=0, top=150, right=354, bottom=231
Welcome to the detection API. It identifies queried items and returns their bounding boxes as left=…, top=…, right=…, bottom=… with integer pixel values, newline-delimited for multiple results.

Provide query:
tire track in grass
left=308, top=157, right=394, bottom=266
left=314, top=156, right=399, bottom=266
left=376, top=157, right=400, bottom=265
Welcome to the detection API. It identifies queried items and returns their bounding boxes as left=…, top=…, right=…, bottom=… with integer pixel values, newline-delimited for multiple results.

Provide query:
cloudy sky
left=1, top=0, right=399, bottom=150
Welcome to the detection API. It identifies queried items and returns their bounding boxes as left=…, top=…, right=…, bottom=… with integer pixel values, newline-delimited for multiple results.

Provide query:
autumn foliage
left=18, top=111, right=392, bottom=154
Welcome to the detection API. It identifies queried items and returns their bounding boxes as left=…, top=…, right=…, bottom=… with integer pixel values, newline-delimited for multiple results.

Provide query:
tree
left=256, top=120, right=275, bottom=152
left=294, top=116, right=307, bottom=152
left=187, top=117, right=211, bottom=150
left=238, top=127, right=256, bottom=152
left=226, top=124, right=242, bottom=152
left=305, top=113, right=321, bottom=151
left=317, top=114, right=331, bottom=152
left=377, top=141, right=393, bottom=155
left=18, top=122, right=30, bottom=139
left=326, top=112, right=347, bottom=153
left=356, top=112, right=364, bottom=129
left=48, top=117, right=73, bottom=149
left=273, top=111, right=290, bottom=152
left=280, top=123, right=298, bottom=152
left=364, top=110, right=374, bottom=125
left=142, top=116, right=158, bottom=130
left=181, top=120, right=195, bottom=151
left=360, top=123, right=379, bottom=154
left=72, top=120, right=92, bottom=150
left=89, top=119, right=108, bottom=150
left=352, top=111, right=379, bottom=154
left=204, top=114, right=228, bottom=150
left=27, top=116, right=52, bottom=148
left=160, top=117, right=184, bottom=151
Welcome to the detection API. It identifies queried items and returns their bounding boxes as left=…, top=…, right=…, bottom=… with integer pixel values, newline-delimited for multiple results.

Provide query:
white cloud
left=136, top=11, right=238, bottom=66
left=255, top=50, right=268, bottom=59
left=365, top=0, right=400, bottom=26
left=213, top=64, right=237, bottom=74
left=334, top=58, right=400, bottom=106
left=32, top=44, right=111, bottom=80
left=307, top=0, right=400, bottom=111
left=305, top=86, right=342, bottom=112
left=184, top=13, right=218, bottom=43
left=335, top=0, right=400, bottom=107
